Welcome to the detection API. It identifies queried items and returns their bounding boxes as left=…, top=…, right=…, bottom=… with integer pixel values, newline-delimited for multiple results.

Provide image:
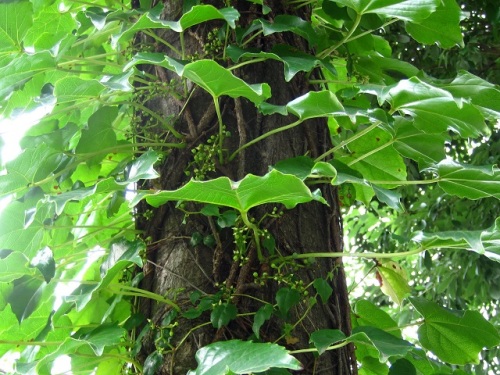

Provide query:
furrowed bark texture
left=135, top=1, right=356, bottom=374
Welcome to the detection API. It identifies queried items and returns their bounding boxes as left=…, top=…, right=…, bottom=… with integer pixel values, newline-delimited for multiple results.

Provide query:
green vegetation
left=0, top=0, right=499, bottom=374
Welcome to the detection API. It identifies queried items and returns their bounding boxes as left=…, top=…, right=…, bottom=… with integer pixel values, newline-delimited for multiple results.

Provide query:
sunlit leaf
left=410, top=297, right=500, bottom=364
left=353, top=300, right=401, bottom=337
left=135, top=170, right=326, bottom=212
left=0, top=252, right=35, bottom=282
left=276, top=287, right=300, bottom=319
left=375, top=260, right=411, bottom=305
left=187, top=340, right=303, bottom=375
left=0, top=0, right=33, bottom=52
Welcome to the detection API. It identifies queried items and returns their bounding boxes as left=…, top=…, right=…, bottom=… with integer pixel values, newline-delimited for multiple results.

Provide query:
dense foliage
left=0, top=0, right=499, bottom=374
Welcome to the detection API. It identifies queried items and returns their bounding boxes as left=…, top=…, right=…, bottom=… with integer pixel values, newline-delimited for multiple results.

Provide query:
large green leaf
left=0, top=188, right=51, bottom=257
left=438, top=71, right=500, bottom=121
left=54, top=76, right=106, bottom=104
left=0, top=252, right=36, bottom=282
left=226, top=44, right=336, bottom=82
left=125, top=54, right=271, bottom=104
left=434, top=160, right=500, bottom=200
left=257, top=15, right=319, bottom=46
left=75, top=106, right=118, bottom=163
left=134, top=170, right=325, bottom=213
left=405, top=0, right=462, bottom=48
left=0, top=0, right=32, bottom=52
left=331, top=0, right=439, bottom=22
left=411, top=217, right=500, bottom=262
left=0, top=51, right=55, bottom=100
left=187, top=340, right=303, bottom=374
left=384, top=77, right=489, bottom=138
left=410, top=297, right=500, bottom=364
left=23, top=4, right=77, bottom=52
left=118, top=4, right=239, bottom=42
left=393, top=117, right=446, bottom=168
left=35, top=325, right=127, bottom=375
left=337, top=127, right=407, bottom=187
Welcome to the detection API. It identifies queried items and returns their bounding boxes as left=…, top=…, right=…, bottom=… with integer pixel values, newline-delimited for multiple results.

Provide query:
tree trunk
left=135, top=1, right=356, bottom=374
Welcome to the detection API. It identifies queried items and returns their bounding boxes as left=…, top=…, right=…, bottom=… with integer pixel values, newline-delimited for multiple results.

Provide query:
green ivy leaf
left=75, top=106, right=117, bottom=162
left=0, top=143, right=63, bottom=198
left=287, top=91, right=345, bottom=120
left=53, top=76, right=106, bottom=104
left=410, top=297, right=500, bottom=364
left=23, top=4, right=77, bottom=53
left=405, top=0, right=463, bottom=48
left=211, top=303, right=237, bottom=329
left=187, top=340, right=303, bottom=374
left=252, top=304, right=273, bottom=339
left=389, top=358, right=416, bottom=375
left=143, top=351, right=164, bottom=375
left=350, top=326, right=414, bottom=361
left=313, top=278, right=333, bottom=304
left=136, top=170, right=325, bottom=213
left=310, top=329, right=346, bottom=355
left=333, top=0, right=438, bottom=21
left=125, top=54, right=271, bottom=104
left=276, top=287, right=300, bottom=319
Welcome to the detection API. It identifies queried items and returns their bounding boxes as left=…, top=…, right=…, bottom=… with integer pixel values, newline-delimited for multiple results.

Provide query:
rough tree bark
left=135, top=1, right=356, bottom=374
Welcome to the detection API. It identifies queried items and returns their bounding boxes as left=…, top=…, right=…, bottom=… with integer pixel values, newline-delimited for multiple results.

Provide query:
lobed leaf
left=332, top=0, right=439, bottom=22
left=412, top=217, right=500, bottom=263
left=384, top=77, right=489, bottom=138
left=135, top=169, right=325, bottom=213
left=405, top=0, right=463, bottom=48
left=433, top=160, right=500, bottom=200
left=125, top=54, right=271, bottom=104
left=118, top=4, right=239, bottom=42
left=187, top=340, right=303, bottom=374
left=226, top=44, right=336, bottom=82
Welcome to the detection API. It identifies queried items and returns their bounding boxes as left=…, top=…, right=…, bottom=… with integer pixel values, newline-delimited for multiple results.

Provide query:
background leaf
left=410, top=297, right=500, bottom=364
